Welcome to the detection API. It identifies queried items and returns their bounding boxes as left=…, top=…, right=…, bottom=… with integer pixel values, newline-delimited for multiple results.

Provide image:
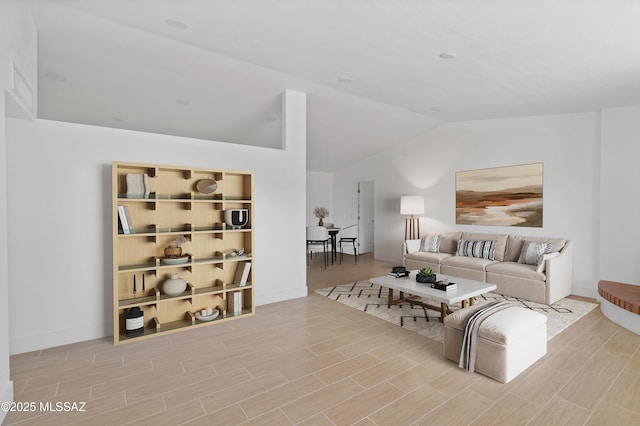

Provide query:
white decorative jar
left=163, top=273, right=186, bottom=296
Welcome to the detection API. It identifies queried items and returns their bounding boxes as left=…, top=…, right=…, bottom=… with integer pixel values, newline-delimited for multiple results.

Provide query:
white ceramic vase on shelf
left=163, top=273, right=186, bottom=296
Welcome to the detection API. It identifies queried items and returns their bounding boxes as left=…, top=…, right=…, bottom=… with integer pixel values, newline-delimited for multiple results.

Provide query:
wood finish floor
left=4, top=253, right=640, bottom=425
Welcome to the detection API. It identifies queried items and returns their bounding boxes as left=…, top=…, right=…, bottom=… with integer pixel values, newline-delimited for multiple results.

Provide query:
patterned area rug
left=315, top=281, right=598, bottom=342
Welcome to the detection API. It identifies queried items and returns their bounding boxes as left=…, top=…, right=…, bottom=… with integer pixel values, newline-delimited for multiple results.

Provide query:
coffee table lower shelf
left=387, top=289, right=477, bottom=322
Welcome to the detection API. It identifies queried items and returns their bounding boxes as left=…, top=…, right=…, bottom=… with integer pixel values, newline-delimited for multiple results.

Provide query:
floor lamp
left=401, top=195, right=424, bottom=240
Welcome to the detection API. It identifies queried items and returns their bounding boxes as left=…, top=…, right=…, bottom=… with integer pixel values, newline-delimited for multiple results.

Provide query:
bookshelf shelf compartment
left=118, top=313, right=230, bottom=342
left=118, top=225, right=235, bottom=237
left=113, top=161, right=254, bottom=345
left=118, top=296, right=158, bottom=309
left=116, top=255, right=254, bottom=273
left=223, top=308, right=253, bottom=319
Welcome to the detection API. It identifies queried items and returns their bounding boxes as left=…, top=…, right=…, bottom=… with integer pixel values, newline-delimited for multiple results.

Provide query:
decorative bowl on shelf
left=195, top=310, right=219, bottom=322
left=416, top=274, right=437, bottom=283
left=160, top=255, right=189, bottom=265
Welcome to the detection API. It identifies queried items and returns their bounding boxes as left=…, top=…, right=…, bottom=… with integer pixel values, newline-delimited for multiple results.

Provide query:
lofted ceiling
left=29, top=0, right=640, bottom=172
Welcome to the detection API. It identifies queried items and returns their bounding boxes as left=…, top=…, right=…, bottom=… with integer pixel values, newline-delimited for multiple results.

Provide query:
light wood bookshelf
left=112, top=161, right=254, bottom=345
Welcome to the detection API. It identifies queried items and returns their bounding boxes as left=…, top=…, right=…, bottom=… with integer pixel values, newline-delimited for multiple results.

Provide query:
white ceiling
left=29, top=0, right=640, bottom=172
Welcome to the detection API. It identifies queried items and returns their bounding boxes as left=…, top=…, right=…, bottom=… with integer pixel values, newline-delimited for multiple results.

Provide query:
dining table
left=327, top=227, right=340, bottom=264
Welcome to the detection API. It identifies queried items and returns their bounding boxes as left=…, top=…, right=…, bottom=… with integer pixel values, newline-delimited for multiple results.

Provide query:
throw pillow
left=456, top=240, right=497, bottom=260
left=518, top=240, right=552, bottom=266
left=536, top=252, right=560, bottom=273
left=405, top=239, right=421, bottom=254
left=420, top=235, right=441, bottom=253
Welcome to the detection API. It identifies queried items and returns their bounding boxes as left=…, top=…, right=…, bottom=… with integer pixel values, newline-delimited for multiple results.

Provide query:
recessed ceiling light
left=165, top=18, right=189, bottom=30
left=176, top=99, right=190, bottom=106
left=337, top=77, right=353, bottom=83
left=44, top=71, right=66, bottom=82
left=439, top=52, right=457, bottom=60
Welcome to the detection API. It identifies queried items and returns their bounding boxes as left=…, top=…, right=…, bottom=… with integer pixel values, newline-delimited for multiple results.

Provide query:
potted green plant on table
left=416, top=267, right=437, bottom=283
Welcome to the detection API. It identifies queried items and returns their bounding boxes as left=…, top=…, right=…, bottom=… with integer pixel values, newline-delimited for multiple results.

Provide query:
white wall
left=600, top=106, right=640, bottom=282
left=6, top=90, right=307, bottom=354
left=0, top=0, right=38, bottom=417
left=334, top=112, right=602, bottom=298
left=598, top=105, right=640, bottom=334
left=306, top=171, right=334, bottom=226
left=0, top=94, right=10, bottom=425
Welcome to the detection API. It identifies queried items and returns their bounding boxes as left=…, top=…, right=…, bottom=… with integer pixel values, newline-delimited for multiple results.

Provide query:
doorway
left=357, top=181, right=375, bottom=254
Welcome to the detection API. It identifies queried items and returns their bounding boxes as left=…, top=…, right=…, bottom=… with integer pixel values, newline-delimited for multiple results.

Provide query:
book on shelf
left=428, top=281, right=457, bottom=291
left=123, top=206, right=134, bottom=232
left=234, top=261, right=252, bottom=286
left=386, top=271, right=410, bottom=278
left=228, top=291, right=243, bottom=315
left=117, top=205, right=131, bottom=234
left=143, top=173, right=150, bottom=198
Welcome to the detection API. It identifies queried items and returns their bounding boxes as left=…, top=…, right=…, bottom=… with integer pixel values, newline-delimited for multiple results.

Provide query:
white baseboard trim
left=570, top=285, right=598, bottom=300
left=10, top=288, right=309, bottom=354
left=256, top=286, right=308, bottom=306
left=0, top=380, right=14, bottom=424
left=10, top=323, right=106, bottom=355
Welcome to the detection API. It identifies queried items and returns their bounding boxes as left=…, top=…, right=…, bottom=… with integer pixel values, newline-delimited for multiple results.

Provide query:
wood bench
left=598, top=280, right=640, bottom=315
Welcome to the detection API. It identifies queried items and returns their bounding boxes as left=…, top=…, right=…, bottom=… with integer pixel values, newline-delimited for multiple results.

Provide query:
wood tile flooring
left=4, top=253, right=640, bottom=425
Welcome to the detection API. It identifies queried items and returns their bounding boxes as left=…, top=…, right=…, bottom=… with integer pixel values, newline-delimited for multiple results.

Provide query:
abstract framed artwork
left=456, top=163, right=543, bottom=227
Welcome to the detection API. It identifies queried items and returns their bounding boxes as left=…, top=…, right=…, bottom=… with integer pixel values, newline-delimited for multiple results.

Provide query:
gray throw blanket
left=459, top=301, right=514, bottom=372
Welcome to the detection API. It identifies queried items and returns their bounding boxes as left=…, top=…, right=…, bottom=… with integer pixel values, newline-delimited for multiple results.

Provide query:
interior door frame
left=357, top=180, right=375, bottom=254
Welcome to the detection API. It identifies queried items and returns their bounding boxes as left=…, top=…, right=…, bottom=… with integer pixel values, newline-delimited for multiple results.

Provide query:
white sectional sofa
left=403, top=231, right=573, bottom=304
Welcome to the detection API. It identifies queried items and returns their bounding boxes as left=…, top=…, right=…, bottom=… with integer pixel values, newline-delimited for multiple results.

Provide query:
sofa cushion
left=486, top=261, right=546, bottom=281
left=420, top=234, right=441, bottom=253
left=518, top=240, right=552, bottom=266
left=457, top=240, right=497, bottom=260
left=405, top=239, right=421, bottom=254
left=441, top=255, right=498, bottom=272
left=405, top=251, right=453, bottom=265
left=439, top=232, right=462, bottom=254
left=505, top=236, right=567, bottom=262
left=461, top=232, right=508, bottom=261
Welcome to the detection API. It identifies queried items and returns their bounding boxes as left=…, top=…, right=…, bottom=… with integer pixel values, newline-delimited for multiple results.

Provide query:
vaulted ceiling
left=30, top=0, right=640, bottom=171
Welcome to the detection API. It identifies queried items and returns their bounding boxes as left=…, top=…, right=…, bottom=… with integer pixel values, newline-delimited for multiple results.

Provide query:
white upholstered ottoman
left=443, top=303, right=547, bottom=383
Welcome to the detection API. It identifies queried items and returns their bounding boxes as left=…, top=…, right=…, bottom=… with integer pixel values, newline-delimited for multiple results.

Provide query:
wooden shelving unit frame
left=112, top=161, right=254, bottom=345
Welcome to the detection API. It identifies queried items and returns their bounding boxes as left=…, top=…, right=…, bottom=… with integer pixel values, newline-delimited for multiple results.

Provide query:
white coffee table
left=370, top=271, right=497, bottom=322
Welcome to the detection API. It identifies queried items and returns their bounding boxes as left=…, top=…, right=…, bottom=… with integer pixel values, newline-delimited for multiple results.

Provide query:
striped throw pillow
left=456, top=240, right=497, bottom=260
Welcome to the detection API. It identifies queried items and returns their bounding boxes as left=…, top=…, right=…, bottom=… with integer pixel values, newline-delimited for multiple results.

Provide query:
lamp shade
left=400, top=196, right=424, bottom=215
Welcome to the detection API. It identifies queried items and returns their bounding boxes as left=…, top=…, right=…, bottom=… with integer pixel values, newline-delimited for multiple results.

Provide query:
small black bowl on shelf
left=416, top=274, right=437, bottom=284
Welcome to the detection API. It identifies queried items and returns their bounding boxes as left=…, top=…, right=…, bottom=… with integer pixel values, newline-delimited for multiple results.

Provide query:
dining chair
left=306, top=226, right=329, bottom=268
left=339, top=224, right=358, bottom=264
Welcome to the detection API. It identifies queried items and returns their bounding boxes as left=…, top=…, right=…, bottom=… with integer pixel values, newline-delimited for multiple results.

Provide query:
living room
left=2, top=1, right=640, bottom=424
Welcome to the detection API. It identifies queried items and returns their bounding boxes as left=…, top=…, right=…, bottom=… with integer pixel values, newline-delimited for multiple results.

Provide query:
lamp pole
left=400, top=195, right=424, bottom=240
